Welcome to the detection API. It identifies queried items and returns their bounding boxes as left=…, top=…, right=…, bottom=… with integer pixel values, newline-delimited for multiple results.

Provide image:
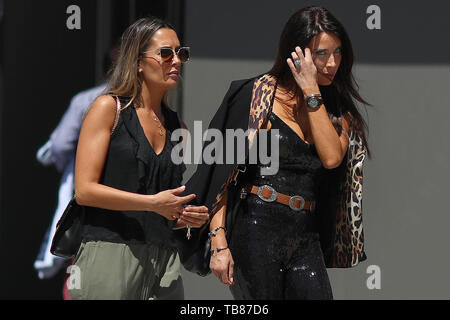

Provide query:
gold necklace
left=137, top=106, right=165, bottom=136
left=152, top=113, right=164, bottom=136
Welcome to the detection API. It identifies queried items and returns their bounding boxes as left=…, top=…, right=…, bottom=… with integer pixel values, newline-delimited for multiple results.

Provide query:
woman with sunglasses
left=69, top=17, right=209, bottom=300
left=186, top=6, right=371, bottom=299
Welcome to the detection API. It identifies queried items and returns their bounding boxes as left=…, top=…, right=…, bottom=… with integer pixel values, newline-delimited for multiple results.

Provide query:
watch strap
left=305, top=93, right=322, bottom=98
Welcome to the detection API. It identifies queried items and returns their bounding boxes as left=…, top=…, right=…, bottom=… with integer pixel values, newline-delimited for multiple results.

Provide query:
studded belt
left=243, top=184, right=316, bottom=212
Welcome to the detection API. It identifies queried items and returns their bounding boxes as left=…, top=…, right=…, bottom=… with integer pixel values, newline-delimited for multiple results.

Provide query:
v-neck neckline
left=270, top=112, right=313, bottom=147
left=134, top=106, right=168, bottom=157
left=270, top=81, right=314, bottom=148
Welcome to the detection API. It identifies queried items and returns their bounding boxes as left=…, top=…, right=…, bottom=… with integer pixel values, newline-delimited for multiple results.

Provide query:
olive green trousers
left=67, top=240, right=184, bottom=300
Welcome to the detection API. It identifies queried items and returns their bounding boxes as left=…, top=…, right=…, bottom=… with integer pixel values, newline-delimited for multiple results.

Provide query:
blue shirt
left=43, top=84, right=107, bottom=171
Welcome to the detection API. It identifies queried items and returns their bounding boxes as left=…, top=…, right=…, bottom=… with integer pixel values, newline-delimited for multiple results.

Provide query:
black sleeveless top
left=81, top=96, right=186, bottom=249
left=244, top=112, right=326, bottom=201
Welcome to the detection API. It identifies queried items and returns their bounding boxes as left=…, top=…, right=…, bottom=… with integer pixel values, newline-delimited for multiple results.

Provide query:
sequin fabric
left=229, top=112, right=333, bottom=300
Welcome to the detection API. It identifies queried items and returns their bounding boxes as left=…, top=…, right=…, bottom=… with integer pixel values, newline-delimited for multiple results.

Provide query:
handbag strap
left=111, top=95, right=122, bottom=134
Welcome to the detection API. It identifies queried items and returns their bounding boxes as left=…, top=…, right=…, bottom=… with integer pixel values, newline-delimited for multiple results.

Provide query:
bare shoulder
left=83, top=94, right=118, bottom=127
left=87, top=94, right=117, bottom=115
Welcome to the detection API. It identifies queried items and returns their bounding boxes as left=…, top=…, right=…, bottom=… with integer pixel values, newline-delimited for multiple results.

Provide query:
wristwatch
left=305, top=94, right=324, bottom=109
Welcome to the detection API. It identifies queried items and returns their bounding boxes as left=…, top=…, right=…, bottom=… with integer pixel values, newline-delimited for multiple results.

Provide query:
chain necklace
left=152, top=113, right=164, bottom=136
left=137, top=105, right=165, bottom=136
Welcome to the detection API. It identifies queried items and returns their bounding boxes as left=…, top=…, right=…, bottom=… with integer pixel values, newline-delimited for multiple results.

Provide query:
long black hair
left=268, top=6, right=372, bottom=158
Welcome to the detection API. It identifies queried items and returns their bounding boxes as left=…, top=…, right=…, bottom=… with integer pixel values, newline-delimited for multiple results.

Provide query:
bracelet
left=186, top=225, right=192, bottom=240
left=210, top=246, right=229, bottom=255
left=172, top=219, right=192, bottom=239
left=208, top=226, right=227, bottom=239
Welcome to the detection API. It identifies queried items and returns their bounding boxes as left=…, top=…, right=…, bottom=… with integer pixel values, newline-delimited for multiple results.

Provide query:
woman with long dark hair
left=70, top=17, right=209, bottom=300
left=187, top=6, right=371, bottom=300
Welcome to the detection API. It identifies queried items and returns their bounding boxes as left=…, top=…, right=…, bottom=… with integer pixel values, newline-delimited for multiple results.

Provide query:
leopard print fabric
left=331, top=126, right=367, bottom=267
left=247, top=74, right=277, bottom=148
left=211, top=74, right=276, bottom=215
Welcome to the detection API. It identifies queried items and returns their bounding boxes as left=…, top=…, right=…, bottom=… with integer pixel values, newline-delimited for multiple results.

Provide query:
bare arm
left=210, top=191, right=228, bottom=246
left=303, top=99, right=350, bottom=169
left=74, top=95, right=195, bottom=220
left=209, top=190, right=234, bottom=286
left=287, top=47, right=350, bottom=169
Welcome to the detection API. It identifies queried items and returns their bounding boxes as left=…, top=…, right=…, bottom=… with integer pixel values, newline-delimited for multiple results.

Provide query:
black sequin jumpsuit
left=228, top=112, right=333, bottom=300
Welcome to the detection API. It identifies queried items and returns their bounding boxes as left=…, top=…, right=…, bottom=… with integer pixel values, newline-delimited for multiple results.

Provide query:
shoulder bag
left=50, top=95, right=122, bottom=258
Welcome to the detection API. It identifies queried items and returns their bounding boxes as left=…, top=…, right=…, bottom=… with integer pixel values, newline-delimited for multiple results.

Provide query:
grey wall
left=178, top=0, right=450, bottom=299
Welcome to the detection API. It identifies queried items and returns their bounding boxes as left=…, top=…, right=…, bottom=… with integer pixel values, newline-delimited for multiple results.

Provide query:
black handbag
left=173, top=225, right=211, bottom=277
left=173, top=170, right=245, bottom=277
left=50, top=197, right=85, bottom=259
left=50, top=97, right=122, bottom=259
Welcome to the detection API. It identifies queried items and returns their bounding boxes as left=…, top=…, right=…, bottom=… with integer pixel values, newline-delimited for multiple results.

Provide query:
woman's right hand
left=151, top=186, right=196, bottom=220
left=210, top=247, right=234, bottom=286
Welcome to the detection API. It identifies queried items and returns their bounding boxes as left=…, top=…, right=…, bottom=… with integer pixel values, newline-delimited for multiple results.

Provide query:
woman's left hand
left=178, top=205, right=210, bottom=228
left=287, top=46, right=319, bottom=93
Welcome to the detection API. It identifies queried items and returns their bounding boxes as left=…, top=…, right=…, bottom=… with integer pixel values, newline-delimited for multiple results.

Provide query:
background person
left=33, top=46, right=120, bottom=298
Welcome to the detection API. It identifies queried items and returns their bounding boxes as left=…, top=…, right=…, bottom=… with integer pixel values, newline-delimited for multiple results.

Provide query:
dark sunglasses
left=143, top=47, right=190, bottom=63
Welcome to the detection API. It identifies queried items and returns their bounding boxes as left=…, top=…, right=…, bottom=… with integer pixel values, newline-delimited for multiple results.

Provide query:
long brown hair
left=268, top=6, right=372, bottom=158
left=107, top=17, right=175, bottom=110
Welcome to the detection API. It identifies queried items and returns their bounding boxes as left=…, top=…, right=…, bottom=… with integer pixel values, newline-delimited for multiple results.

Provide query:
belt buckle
left=289, top=195, right=305, bottom=211
left=257, top=185, right=277, bottom=202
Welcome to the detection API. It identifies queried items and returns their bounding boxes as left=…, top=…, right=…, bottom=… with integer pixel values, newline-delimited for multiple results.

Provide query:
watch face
left=308, top=97, right=320, bottom=108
